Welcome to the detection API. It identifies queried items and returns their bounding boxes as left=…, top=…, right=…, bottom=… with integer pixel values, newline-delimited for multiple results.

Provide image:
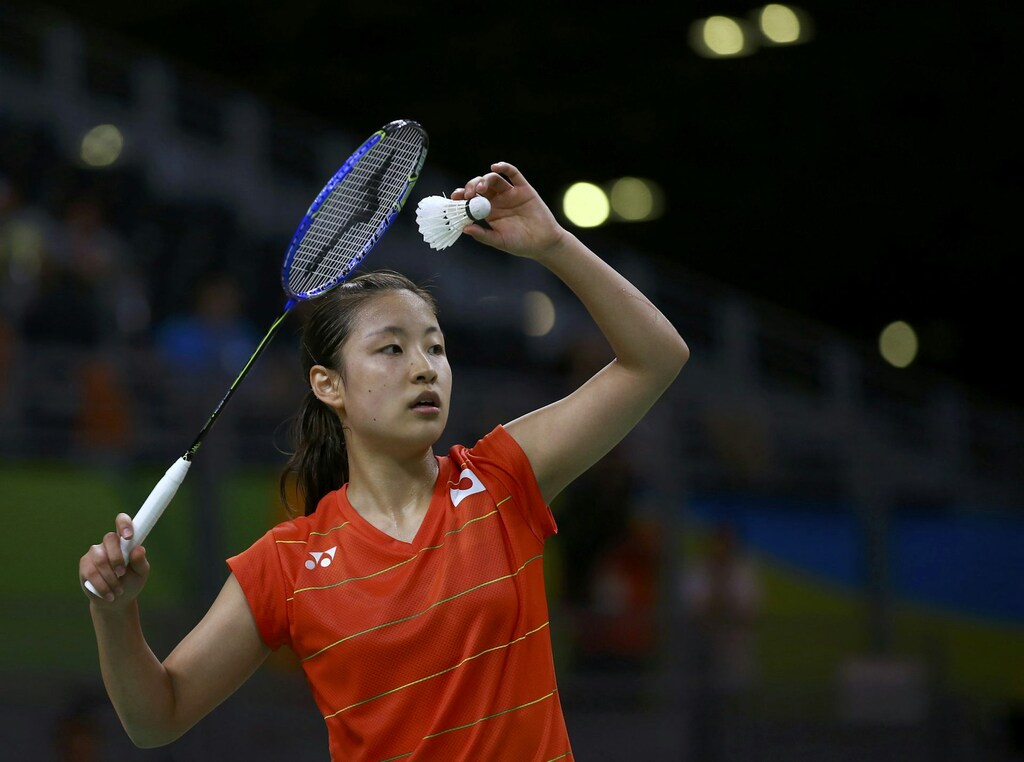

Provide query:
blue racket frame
left=281, top=119, right=427, bottom=304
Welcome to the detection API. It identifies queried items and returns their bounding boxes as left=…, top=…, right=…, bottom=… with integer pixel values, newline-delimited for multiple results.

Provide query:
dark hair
left=279, top=270, right=438, bottom=517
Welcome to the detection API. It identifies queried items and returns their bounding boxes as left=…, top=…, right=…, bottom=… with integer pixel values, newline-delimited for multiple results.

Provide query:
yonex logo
left=450, top=467, right=486, bottom=507
left=305, top=547, right=337, bottom=570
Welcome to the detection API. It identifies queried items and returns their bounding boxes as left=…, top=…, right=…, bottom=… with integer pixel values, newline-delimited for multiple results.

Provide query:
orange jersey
left=228, top=425, right=573, bottom=761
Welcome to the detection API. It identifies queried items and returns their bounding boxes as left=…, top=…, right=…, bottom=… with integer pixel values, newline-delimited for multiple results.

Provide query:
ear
left=310, top=364, right=344, bottom=411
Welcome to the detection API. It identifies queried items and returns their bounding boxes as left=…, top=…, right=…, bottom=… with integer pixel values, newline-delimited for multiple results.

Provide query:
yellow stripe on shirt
left=274, top=521, right=352, bottom=546
left=375, top=689, right=560, bottom=762
left=302, top=553, right=544, bottom=662
left=324, top=621, right=550, bottom=718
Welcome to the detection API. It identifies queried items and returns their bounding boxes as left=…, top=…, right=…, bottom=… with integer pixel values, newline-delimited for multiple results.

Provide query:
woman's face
left=335, top=290, right=451, bottom=455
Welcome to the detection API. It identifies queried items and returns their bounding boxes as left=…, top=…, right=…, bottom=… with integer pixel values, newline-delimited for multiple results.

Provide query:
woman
left=80, top=161, right=689, bottom=760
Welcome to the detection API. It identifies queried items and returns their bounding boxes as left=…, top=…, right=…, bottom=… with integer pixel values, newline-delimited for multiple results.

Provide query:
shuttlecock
left=416, top=195, right=491, bottom=250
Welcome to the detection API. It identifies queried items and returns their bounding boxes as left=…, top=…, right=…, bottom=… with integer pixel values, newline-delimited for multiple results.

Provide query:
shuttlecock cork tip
left=467, top=196, right=491, bottom=221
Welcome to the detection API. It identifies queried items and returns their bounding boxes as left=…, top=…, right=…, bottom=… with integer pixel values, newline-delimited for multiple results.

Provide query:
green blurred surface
left=3, top=463, right=1022, bottom=705
left=0, top=461, right=280, bottom=675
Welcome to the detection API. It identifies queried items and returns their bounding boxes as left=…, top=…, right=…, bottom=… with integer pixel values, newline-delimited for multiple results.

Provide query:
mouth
left=409, top=391, right=441, bottom=412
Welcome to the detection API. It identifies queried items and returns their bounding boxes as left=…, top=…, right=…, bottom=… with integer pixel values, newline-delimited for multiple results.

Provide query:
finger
left=86, top=544, right=122, bottom=600
left=491, top=162, right=525, bottom=187
left=127, top=544, right=150, bottom=576
left=461, top=223, right=500, bottom=249
left=475, top=171, right=517, bottom=199
left=82, top=570, right=114, bottom=601
left=462, top=176, right=485, bottom=196
left=450, top=187, right=466, bottom=201
left=114, top=513, right=134, bottom=543
left=102, top=530, right=128, bottom=575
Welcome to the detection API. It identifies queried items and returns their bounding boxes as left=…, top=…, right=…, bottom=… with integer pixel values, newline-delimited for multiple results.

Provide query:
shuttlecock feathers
left=416, top=195, right=491, bottom=250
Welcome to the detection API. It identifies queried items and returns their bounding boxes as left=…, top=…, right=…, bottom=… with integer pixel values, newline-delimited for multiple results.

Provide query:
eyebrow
left=364, top=325, right=443, bottom=340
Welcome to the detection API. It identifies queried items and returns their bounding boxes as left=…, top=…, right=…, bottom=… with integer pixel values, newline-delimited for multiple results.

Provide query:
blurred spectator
left=0, top=172, right=56, bottom=326
left=0, top=172, right=54, bottom=411
left=681, top=522, right=763, bottom=761
left=578, top=516, right=661, bottom=671
left=20, top=261, right=104, bottom=347
left=73, top=355, right=133, bottom=458
left=555, top=444, right=633, bottom=607
left=53, top=190, right=150, bottom=342
left=682, top=522, right=763, bottom=691
left=551, top=438, right=667, bottom=675
left=0, top=173, right=56, bottom=411
left=53, top=193, right=125, bottom=281
left=154, top=271, right=258, bottom=378
left=16, top=190, right=145, bottom=457
left=20, top=191, right=133, bottom=348
left=53, top=690, right=105, bottom=762
left=152, top=272, right=260, bottom=454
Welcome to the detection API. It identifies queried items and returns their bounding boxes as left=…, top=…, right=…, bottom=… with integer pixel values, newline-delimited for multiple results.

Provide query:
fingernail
left=115, top=566, right=126, bottom=578
left=105, top=592, right=115, bottom=602
left=122, top=529, right=132, bottom=540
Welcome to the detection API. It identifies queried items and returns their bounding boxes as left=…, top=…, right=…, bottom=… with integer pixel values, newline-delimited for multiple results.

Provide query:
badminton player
left=79, top=161, right=689, bottom=760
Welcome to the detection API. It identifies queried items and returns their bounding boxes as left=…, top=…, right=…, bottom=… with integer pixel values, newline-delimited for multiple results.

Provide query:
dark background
left=27, top=0, right=1024, bottom=406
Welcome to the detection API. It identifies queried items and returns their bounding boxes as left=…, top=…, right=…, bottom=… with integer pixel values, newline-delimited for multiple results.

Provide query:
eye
left=428, top=344, right=446, bottom=356
left=381, top=344, right=402, bottom=355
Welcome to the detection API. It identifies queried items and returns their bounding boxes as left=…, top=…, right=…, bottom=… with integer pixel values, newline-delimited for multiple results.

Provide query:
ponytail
left=279, top=391, right=348, bottom=517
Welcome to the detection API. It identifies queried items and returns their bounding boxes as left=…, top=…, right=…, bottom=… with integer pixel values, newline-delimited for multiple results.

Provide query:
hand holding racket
left=82, top=119, right=428, bottom=599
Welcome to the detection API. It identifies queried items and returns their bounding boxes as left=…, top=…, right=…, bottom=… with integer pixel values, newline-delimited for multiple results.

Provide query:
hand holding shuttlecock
left=416, top=195, right=491, bottom=250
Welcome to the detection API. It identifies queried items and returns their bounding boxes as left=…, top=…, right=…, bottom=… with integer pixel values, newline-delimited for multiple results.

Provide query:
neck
left=345, top=448, right=439, bottom=534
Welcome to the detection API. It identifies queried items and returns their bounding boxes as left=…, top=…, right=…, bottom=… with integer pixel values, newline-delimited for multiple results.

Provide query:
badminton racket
left=86, top=118, right=428, bottom=596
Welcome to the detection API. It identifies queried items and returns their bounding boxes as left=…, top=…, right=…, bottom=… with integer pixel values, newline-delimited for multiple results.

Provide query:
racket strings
left=288, top=125, right=426, bottom=298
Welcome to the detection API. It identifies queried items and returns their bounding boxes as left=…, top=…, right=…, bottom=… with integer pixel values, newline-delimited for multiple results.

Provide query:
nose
left=410, top=349, right=438, bottom=384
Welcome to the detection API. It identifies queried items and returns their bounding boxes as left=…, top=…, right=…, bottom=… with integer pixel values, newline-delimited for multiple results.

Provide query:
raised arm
left=81, top=514, right=270, bottom=747
left=456, top=162, right=689, bottom=503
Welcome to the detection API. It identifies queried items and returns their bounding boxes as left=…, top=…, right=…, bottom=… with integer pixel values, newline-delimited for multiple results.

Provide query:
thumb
left=127, top=544, right=150, bottom=576
left=461, top=223, right=505, bottom=251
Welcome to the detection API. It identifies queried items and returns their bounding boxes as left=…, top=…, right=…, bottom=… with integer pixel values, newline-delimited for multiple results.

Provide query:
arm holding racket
left=86, top=559, right=269, bottom=746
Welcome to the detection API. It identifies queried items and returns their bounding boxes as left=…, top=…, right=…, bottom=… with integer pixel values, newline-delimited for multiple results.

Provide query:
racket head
left=281, top=119, right=428, bottom=301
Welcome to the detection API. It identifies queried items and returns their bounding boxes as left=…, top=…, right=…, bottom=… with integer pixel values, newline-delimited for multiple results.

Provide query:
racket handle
left=84, top=457, right=192, bottom=598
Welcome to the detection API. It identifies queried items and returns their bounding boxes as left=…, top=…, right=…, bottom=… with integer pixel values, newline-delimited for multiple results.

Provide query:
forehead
left=352, top=290, right=438, bottom=334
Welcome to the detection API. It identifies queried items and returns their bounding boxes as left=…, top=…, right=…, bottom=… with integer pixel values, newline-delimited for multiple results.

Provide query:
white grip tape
left=84, top=457, right=192, bottom=598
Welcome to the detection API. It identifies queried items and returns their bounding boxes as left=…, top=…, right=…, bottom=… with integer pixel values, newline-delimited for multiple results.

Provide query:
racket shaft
left=84, top=311, right=285, bottom=600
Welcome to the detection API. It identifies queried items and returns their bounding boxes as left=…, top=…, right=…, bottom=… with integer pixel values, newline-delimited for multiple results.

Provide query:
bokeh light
left=879, top=320, right=919, bottom=369
left=523, top=290, right=556, bottom=337
left=80, top=123, right=124, bottom=167
left=609, top=177, right=664, bottom=221
left=759, top=4, right=802, bottom=44
left=562, top=182, right=610, bottom=228
left=689, top=16, right=752, bottom=58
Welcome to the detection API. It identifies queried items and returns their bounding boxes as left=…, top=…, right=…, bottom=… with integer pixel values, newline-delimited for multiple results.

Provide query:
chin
left=401, top=415, right=449, bottom=450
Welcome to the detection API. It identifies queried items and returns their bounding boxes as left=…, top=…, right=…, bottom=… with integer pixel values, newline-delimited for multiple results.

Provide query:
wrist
left=531, top=228, right=575, bottom=268
left=89, top=598, right=140, bottom=622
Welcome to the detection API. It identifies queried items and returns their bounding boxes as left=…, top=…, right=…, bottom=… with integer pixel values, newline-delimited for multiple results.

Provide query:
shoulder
left=447, top=426, right=530, bottom=488
left=454, top=424, right=525, bottom=466
left=230, top=492, right=342, bottom=584
left=233, top=491, right=342, bottom=564
left=268, top=489, right=344, bottom=541
left=450, top=425, right=554, bottom=540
